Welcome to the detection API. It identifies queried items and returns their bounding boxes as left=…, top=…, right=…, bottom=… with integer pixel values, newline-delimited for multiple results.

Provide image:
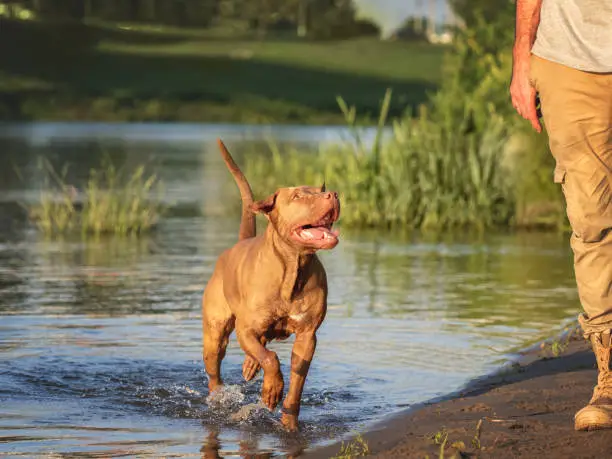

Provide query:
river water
left=0, top=123, right=578, bottom=457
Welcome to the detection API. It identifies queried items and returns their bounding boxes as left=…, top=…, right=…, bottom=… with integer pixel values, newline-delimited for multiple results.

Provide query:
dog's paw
left=242, top=356, right=261, bottom=381
left=207, top=381, right=223, bottom=394
left=261, top=372, right=284, bottom=411
left=281, top=413, right=299, bottom=432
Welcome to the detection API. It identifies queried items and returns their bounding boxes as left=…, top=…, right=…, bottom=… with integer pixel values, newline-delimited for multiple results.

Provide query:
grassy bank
left=0, top=19, right=445, bottom=124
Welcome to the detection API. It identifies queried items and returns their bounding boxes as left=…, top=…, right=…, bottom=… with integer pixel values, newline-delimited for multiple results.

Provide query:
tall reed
left=29, top=156, right=165, bottom=236
left=244, top=90, right=513, bottom=230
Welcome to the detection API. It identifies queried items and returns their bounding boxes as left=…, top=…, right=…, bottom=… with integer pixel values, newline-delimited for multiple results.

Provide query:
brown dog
left=202, top=139, right=340, bottom=431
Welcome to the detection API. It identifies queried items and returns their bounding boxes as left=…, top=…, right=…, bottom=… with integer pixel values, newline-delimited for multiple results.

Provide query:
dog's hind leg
left=202, top=276, right=235, bottom=393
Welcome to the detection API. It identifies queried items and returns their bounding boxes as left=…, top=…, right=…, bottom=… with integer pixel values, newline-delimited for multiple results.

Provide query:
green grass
left=427, top=429, right=450, bottom=459
left=425, top=420, right=483, bottom=458
left=541, top=326, right=578, bottom=358
left=330, top=434, right=369, bottom=458
left=428, top=429, right=449, bottom=445
left=0, top=18, right=446, bottom=124
left=28, top=157, right=165, bottom=237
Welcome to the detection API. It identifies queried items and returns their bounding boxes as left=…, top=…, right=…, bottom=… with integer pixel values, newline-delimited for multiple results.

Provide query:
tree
left=303, top=0, right=364, bottom=39
left=10, top=0, right=218, bottom=26
left=448, top=0, right=513, bottom=28
left=297, top=0, right=307, bottom=37
left=216, top=0, right=366, bottom=39
left=239, top=0, right=301, bottom=35
left=391, top=16, right=429, bottom=41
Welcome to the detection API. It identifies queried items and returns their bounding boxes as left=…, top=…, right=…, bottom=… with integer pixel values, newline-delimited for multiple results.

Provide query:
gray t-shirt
left=532, top=0, right=612, bottom=73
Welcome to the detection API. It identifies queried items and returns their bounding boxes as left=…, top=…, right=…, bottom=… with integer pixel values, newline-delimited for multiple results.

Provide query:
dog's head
left=251, top=184, right=340, bottom=251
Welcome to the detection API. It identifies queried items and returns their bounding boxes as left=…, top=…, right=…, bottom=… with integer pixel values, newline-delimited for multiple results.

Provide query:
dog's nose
left=322, top=192, right=338, bottom=200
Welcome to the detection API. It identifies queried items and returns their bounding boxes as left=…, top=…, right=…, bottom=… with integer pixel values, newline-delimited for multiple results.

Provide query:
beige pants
left=530, top=55, right=612, bottom=336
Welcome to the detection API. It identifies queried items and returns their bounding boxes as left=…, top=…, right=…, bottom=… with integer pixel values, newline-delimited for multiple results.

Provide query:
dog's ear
left=320, top=181, right=326, bottom=192
left=250, top=191, right=278, bottom=215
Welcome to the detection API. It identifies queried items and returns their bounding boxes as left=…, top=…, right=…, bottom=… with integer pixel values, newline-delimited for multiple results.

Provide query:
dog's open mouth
left=292, top=213, right=339, bottom=245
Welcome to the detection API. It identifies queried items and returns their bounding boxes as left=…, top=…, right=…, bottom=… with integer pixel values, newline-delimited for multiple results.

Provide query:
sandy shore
left=306, top=325, right=612, bottom=458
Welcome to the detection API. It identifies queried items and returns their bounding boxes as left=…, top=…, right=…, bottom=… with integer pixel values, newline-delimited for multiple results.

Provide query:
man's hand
left=511, top=0, right=543, bottom=133
left=510, top=58, right=541, bottom=133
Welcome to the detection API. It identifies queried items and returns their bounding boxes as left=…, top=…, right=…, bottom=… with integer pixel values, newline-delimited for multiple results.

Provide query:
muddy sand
left=307, top=326, right=612, bottom=458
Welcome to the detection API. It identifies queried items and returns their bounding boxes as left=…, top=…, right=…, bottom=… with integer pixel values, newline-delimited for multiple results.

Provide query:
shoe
left=575, top=330, right=612, bottom=431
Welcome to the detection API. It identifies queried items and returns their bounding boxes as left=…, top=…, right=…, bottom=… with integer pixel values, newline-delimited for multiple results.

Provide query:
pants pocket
left=563, top=156, right=612, bottom=243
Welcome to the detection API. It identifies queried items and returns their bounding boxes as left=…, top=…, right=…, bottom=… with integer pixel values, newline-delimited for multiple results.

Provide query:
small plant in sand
left=427, top=428, right=475, bottom=459
left=436, top=431, right=449, bottom=459
left=540, top=327, right=577, bottom=358
left=428, top=428, right=449, bottom=446
left=331, top=433, right=369, bottom=458
left=28, top=156, right=165, bottom=236
left=541, top=338, right=569, bottom=358
left=471, top=418, right=483, bottom=449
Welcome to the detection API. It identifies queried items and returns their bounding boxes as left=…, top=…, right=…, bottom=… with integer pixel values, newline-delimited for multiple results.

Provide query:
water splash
left=229, top=402, right=268, bottom=422
left=205, top=384, right=245, bottom=409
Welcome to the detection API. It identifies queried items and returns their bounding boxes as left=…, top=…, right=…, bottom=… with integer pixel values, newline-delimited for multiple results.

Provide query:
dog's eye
left=292, top=193, right=300, bottom=200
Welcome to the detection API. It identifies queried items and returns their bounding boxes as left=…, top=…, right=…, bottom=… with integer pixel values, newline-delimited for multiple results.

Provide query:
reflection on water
left=0, top=123, right=578, bottom=457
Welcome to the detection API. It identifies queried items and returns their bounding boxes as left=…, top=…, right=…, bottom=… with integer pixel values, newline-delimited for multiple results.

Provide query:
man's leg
left=530, top=54, right=612, bottom=430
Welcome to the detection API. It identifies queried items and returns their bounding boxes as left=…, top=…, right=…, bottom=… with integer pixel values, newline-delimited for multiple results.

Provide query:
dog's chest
left=263, top=309, right=312, bottom=341
left=289, top=312, right=307, bottom=322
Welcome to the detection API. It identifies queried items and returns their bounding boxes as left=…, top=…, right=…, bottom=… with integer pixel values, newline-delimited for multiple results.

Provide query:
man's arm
left=514, top=0, right=543, bottom=58
left=510, top=0, right=543, bottom=132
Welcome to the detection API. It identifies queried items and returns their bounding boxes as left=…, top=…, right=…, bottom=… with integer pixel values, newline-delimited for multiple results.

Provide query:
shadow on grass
left=0, top=19, right=438, bottom=121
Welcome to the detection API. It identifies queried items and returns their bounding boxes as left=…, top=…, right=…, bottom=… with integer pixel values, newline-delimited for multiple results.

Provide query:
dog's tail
left=217, top=138, right=256, bottom=240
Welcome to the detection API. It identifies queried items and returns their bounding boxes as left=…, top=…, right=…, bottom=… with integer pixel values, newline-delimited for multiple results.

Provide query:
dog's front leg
left=281, top=332, right=317, bottom=432
left=236, top=327, right=284, bottom=411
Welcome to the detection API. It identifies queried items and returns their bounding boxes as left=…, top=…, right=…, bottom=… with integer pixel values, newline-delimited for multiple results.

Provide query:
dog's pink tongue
left=300, top=227, right=338, bottom=240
